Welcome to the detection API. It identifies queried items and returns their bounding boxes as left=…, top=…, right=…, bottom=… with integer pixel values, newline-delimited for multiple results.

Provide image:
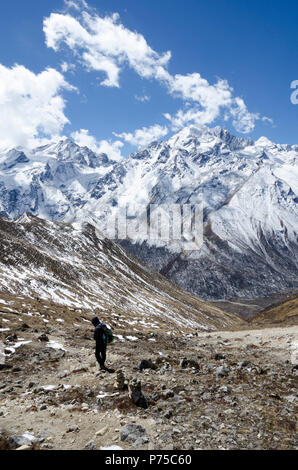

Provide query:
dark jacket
left=94, top=324, right=107, bottom=345
left=92, top=317, right=107, bottom=346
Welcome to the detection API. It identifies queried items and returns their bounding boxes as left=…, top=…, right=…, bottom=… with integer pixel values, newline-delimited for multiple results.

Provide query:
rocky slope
left=0, top=126, right=297, bottom=302
left=0, top=213, right=241, bottom=331
left=0, top=310, right=297, bottom=450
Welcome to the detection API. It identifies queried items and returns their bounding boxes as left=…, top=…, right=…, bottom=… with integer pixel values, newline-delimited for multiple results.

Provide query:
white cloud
left=44, top=10, right=171, bottom=88
left=71, top=128, right=124, bottom=160
left=164, top=104, right=228, bottom=132
left=0, top=64, right=75, bottom=151
left=64, top=0, right=81, bottom=11
left=43, top=2, right=271, bottom=142
left=64, top=0, right=90, bottom=11
left=229, top=97, right=260, bottom=134
left=60, top=61, right=76, bottom=73
left=97, top=139, right=124, bottom=161
left=114, top=124, right=169, bottom=147
left=164, top=75, right=265, bottom=134
left=168, top=74, right=232, bottom=107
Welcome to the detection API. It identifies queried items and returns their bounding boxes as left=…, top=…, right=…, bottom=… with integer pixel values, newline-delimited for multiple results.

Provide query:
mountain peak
left=255, top=136, right=275, bottom=147
left=167, top=125, right=254, bottom=153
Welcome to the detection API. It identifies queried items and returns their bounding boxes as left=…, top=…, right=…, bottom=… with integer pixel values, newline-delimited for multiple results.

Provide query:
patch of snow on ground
left=46, top=341, right=67, bottom=351
left=14, top=341, right=32, bottom=348
left=126, top=336, right=138, bottom=341
left=114, top=334, right=125, bottom=342
left=97, top=392, right=110, bottom=399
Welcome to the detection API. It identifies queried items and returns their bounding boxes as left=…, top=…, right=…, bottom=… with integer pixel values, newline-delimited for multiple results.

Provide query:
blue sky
left=0, top=0, right=297, bottom=157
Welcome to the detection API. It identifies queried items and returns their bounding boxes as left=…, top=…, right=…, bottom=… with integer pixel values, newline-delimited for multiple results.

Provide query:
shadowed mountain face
left=0, top=214, right=241, bottom=331
left=0, top=125, right=297, bottom=301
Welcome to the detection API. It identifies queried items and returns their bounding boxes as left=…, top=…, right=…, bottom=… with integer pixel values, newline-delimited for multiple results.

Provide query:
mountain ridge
left=0, top=125, right=297, bottom=302
left=0, top=213, right=241, bottom=331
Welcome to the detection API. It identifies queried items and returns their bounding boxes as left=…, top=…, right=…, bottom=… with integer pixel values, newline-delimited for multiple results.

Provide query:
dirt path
left=197, top=325, right=298, bottom=362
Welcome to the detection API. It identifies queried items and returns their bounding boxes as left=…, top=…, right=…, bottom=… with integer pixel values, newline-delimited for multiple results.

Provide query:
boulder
left=180, top=358, right=200, bottom=370
left=8, top=433, right=37, bottom=449
left=120, top=424, right=147, bottom=444
left=138, top=359, right=157, bottom=371
left=128, top=379, right=148, bottom=409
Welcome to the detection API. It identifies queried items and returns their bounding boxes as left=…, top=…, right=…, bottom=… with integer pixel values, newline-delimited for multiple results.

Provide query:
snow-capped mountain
left=0, top=138, right=112, bottom=221
left=0, top=126, right=297, bottom=301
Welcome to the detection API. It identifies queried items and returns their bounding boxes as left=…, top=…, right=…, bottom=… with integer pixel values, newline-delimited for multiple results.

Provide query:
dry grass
left=251, top=293, right=298, bottom=325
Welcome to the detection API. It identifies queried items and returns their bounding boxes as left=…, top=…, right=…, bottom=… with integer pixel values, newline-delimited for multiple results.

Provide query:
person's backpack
left=100, top=322, right=114, bottom=344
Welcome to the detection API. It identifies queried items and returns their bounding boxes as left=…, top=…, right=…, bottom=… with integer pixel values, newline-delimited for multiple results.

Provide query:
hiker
left=91, top=316, right=114, bottom=372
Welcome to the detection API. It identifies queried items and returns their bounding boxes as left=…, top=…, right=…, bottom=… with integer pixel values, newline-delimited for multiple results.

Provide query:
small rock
left=239, top=361, right=250, bottom=368
left=161, top=389, right=175, bottom=400
left=6, top=334, right=18, bottom=342
left=38, top=334, right=49, bottom=342
left=113, top=370, right=127, bottom=391
left=269, top=393, right=281, bottom=400
left=180, top=358, right=200, bottom=370
left=159, top=364, right=173, bottom=375
left=58, top=371, right=68, bottom=378
left=46, top=349, right=65, bottom=362
left=66, top=426, right=80, bottom=433
left=213, top=353, right=226, bottom=360
left=158, top=433, right=172, bottom=442
left=71, top=366, right=88, bottom=374
left=138, top=359, right=157, bottom=371
left=95, top=427, right=107, bottom=437
left=120, top=424, right=147, bottom=443
left=41, top=443, right=53, bottom=449
left=83, top=440, right=97, bottom=450
left=132, top=436, right=149, bottom=449
left=216, top=365, right=230, bottom=377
